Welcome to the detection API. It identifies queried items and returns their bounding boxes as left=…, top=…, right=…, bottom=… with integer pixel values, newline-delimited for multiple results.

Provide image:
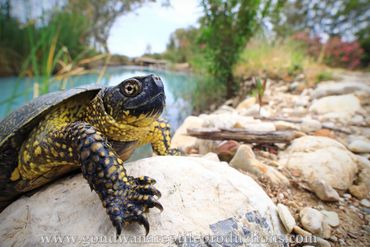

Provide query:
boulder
left=0, top=156, right=286, bottom=247
left=309, top=94, right=363, bottom=119
left=171, top=116, right=204, bottom=153
left=278, top=136, right=358, bottom=190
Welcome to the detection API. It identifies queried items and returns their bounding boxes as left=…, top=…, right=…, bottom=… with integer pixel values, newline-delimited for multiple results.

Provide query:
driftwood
left=254, top=116, right=351, bottom=134
left=187, top=128, right=304, bottom=143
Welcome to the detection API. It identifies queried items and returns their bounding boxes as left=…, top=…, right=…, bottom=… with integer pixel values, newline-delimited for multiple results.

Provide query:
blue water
left=0, top=66, right=197, bottom=160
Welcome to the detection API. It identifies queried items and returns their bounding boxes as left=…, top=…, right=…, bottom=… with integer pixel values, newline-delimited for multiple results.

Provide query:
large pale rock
left=312, top=81, right=370, bottom=99
left=0, top=156, right=286, bottom=247
left=279, top=136, right=358, bottom=190
left=309, top=94, right=362, bottom=118
left=171, top=116, right=204, bottom=153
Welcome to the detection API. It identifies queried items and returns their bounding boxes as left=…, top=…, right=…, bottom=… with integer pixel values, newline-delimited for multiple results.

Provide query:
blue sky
left=108, top=0, right=202, bottom=57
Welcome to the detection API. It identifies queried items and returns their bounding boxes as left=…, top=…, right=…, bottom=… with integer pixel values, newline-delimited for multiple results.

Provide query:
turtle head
left=103, top=74, right=166, bottom=125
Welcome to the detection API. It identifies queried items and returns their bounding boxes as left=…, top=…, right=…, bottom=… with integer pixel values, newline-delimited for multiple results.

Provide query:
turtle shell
left=0, top=84, right=102, bottom=210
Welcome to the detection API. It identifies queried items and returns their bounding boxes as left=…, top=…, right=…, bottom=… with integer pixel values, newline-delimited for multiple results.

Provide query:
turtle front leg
left=66, top=122, right=162, bottom=235
left=148, top=119, right=182, bottom=156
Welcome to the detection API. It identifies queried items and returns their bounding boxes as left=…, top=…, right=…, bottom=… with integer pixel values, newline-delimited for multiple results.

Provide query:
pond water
left=0, top=66, right=197, bottom=160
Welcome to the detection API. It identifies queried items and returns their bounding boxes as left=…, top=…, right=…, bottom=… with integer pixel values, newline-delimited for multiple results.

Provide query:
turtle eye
left=121, top=79, right=141, bottom=97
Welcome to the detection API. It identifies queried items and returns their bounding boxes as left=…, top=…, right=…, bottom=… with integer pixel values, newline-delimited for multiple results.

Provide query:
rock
left=231, top=145, right=289, bottom=186
left=274, top=121, right=299, bottom=131
left=312, top=81, right=370, bottom=99
left=321, top=210, right=340, bottom=227
left=360, top=199, right=370, bottom=208
left=171, top=116, right=204, bottom=153
left=309, top=94, right=362, bottom=119
left=348, top=139, right=370, bottom=153
left=277, top=203, right=296, bottom=233
left=317, top=236, right=331, bottom=247
left=349, top=183, right=369, bottom=200
left=309, top=179, right=340, bottom=202
left=293, top=225, right=312, bottom=236
left=321, top=222, right=331, bottom=239
left=242, top=122, right=276, bottom=132
left=236, top=97, right=256, bottom=111
left=300, top=117, right=322, bottom=133
left=215, top=140, right=240, bottom=161
left=0, top=156, right=286, bottom=247
left=279, top=136, right=358, bottom=190
left=300, top=207, right=324, bottom=235
left=202, top=152, right=220, bottom=162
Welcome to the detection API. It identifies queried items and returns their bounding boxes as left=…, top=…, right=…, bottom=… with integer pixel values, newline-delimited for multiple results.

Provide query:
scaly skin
left=10, top=75, right=178, bottom=236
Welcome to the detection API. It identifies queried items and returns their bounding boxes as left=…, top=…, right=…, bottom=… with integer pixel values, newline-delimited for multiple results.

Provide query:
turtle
left=0, top=74, right=179, bottom=236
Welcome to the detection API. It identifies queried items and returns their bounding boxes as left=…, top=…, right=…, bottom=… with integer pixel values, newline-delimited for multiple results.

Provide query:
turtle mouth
left=127, top=92, right=165, bottom=117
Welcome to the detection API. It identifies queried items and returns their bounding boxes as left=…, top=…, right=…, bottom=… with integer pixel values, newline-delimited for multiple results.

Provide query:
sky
left=108, top=0, right=202, bottom=57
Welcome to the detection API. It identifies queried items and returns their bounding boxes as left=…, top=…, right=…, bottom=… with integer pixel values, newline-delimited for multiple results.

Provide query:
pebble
left=321, top=210, right=340, bottom=227
left=300, top=207, right=324, bottom=235
left=360, top=199, right=370, bottom=208
left=343, top=193, right=351, bottom=199
left=277, top=203, right=296, bottom=233
left=293, top=225, right=312, bottom=236
left=316, top=236, right=331, bottom=247
left=348, top=139, right=370, bottom=153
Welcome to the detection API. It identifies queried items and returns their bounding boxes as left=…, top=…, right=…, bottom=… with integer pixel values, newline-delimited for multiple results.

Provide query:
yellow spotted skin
left=7, top=75, right=178, bottom=236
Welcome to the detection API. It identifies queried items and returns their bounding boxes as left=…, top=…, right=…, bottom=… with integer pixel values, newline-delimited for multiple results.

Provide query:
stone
left=236, top=97, right=256, bottom=111
left=300, top=207, right=324, bottom=235
left=348, top=139, right=370, bottom=153
left=300, top=118, right=322, bottom=133
left=293, top=225, right=312, bottom=236
left=215, top=140, right=240, bottom=162
left=321, top=222, right=331, bottom=239
left=279, top=136, right=358, bottom=190
left=231, top=145, right=289, bottom=186
left=309, top=179, right=340, bottom=202
left=242, top=122, right=276, bottom=132
left=0, top=156, right=285, bottom=247
left=277, top=203, right=296, bottom=233
left=349, top=183, right=369, bottom=200
left=171, top=116, right=204, bottom=153
left=312, top=81, right=370, bottom=99
left=309, top=94, right=362, bottom=119
left=274, top=121, right=299, bottom=131
left=316, top=236, right=331, bottom=247
left=202, top=152, right=220, bottom=162
left=320, top=210, right=340, bottom=228
left=360, top=199, right=370, bottom=208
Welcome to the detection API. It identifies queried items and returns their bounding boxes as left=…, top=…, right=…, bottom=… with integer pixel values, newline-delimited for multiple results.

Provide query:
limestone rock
left=0, top=156, right=285, bottom=247
left=312, top=81, right=370, bottom=99
left=309, top=94, right=362, bottom=119
left=300, top=207, right=324, bottom=235
left=171, top=116, right=204, bottom=153
left=230, top=145, right=289, bottom=186
left=279, top=136, right=358, bottom=190
left=236, top=97, right=256, bottom=111
left=320, top=210, right=340, bottom=228
left=309, top=179, right=340, bottom=202
left=277, top=203, right=296, bottom=233
left=300, top=118, right=322, bottom=133
left=348, top=139, right=370, bottom=153
left=274, top=121, right=299, bottom=131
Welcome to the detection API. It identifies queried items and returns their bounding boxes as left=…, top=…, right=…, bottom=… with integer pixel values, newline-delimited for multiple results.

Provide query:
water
left=0, top=66, right=197, bottom=160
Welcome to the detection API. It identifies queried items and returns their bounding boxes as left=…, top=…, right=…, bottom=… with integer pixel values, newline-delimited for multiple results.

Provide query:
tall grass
left=233, top=37, right=333, bottom=85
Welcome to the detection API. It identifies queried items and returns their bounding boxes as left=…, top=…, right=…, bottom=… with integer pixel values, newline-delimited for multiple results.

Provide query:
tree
left=198, top=0, right=283, bottom=97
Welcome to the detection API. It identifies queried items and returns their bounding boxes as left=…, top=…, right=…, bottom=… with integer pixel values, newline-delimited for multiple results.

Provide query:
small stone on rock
left=277, top=203, right=296, bottom=233
left=300, top=207, right=324, bottom=235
